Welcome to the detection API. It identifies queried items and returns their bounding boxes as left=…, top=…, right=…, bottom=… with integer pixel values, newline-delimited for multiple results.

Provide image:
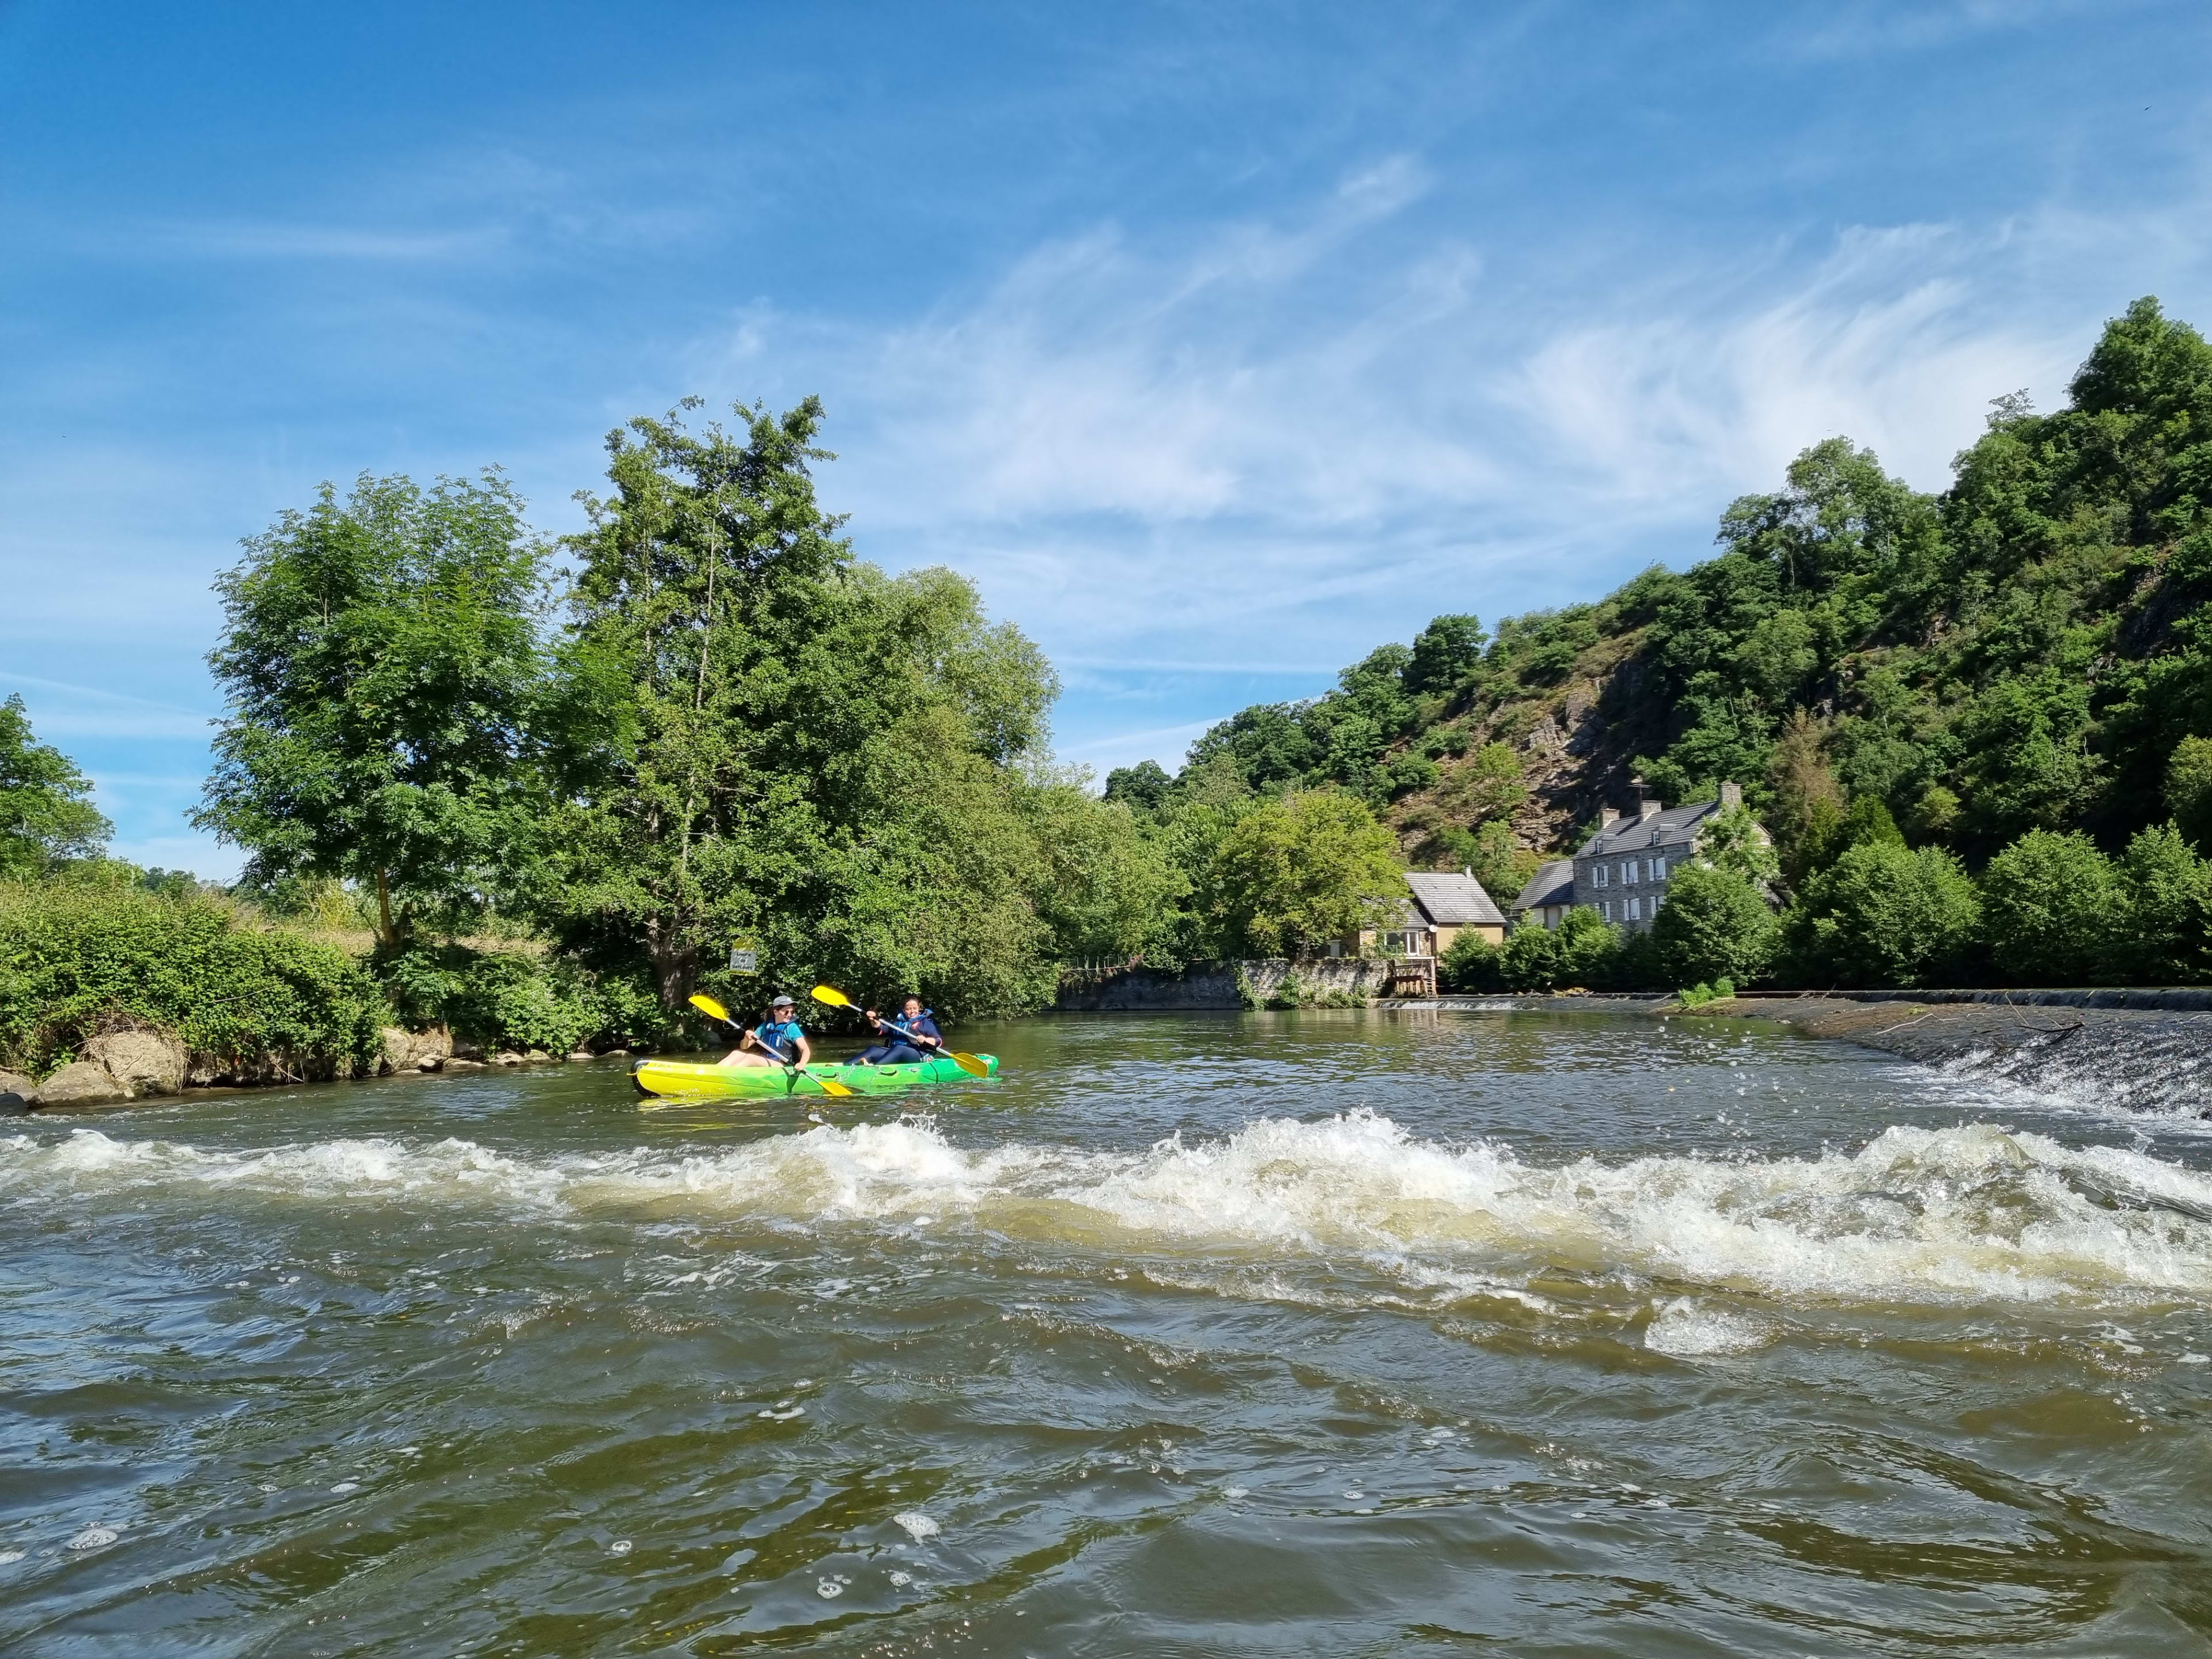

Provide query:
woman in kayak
left=851, top=996, right=943, bottom=1066
left=722, top=993, right=815, bottom=1069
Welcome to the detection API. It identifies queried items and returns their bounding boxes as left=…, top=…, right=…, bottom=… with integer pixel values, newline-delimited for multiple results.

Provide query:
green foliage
left=2114, top=821, right=2212, bottom=985
left=0, top=876, right=387, bottom=1080
left=1698, top=805, right=1780, bottom=885
left=195, top=471, right=554, bottom=947
left=2164, top=736, right=2212, bottom=850
left=1978, top=829, right=2119, bottom=986
left=1021, top=780, right=1186, bottom=964
left=0, top=695, right=111, bottom=878
left=1498, top=907, right=1623, bottom=992
left=1650, top=863, right=1777, bottom=988
left=376, top=944, right=660, bottom=1055
left=1462, top=819, right=1539, bottom=910
left=1439, top=927, right=1503, bottom=993
left=1102, top=759, right=1172, bottom=815
left=540, top=398, right=1063, bottom=1020
left=1782, top=840, right=1981, bottom=988
left=1213, top=790, right=1404, bottom=957
left=1406, top=613, right=1486, bottom=696
left=1676, top=978, right=1734, bottom=1008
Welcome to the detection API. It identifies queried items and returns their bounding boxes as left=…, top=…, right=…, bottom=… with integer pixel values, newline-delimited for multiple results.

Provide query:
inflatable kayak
left=631, top=1054, right=998, bottom=1099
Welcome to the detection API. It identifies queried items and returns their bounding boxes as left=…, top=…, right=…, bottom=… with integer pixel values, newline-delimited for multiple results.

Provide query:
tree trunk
left=376, top=867, right=396, bottom=950
left=647, top=918, right=697, bottom=1013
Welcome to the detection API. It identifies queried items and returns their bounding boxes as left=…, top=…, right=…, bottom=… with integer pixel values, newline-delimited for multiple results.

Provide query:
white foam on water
left=65, top=1527, right=116, bottom=1551
left=893, top=1511, right=940, bottom=1540
left=1644, top=1297, right=1778, bottom=1355
left=10, top=1115, right=2212, bottom=1307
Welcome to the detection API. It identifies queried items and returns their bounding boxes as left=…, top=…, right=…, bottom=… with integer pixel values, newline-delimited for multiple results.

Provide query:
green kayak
left=631, top=1054, right=998, bottom=1099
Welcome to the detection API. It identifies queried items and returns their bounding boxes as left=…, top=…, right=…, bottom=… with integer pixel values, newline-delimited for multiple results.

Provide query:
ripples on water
left=2, top=1009, right=2209, bottom=1656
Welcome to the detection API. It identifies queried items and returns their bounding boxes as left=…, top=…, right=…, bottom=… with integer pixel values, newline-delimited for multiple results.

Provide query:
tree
left=1213, top=789, right=1404, bottom=956
left=1463, top=819, right=1539, bottom=909
left=543, top=398, right=1064, bottom=1016
left=194, top=471, right=553, bottom=948
left=0, top=695, right=111, bottom=878
left=2114, top=821, right=2212, bottom=984
left=1406, top=613, right=1485, bottom=695
left=1651, top=863, right=1777, bottom=987
left=1782, top=840, right=1980, bottom=988
left=1103, top=759, right=1172, bottom=815
left=1498, top=921, right=1561, bottom=991
left=1767, top=710, right=1844, bottom=887
left=2164, top=735, right=2212, bottom=851
left=1021, top=779, right=1185, bottom=963
left=1978, top=828, right=2119, bottom=986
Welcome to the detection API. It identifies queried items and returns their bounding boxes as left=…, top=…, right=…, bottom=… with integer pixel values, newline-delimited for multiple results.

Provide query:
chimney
left=1639, top=798, right=1663, bottom=820
left=1599, top=806, right=1622, bottom=830
left=1719, top=781, right=1743, bottom=811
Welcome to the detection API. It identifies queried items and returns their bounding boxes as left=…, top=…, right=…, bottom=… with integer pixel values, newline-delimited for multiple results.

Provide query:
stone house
left=1513, top=782, right=1760, bottom=934
left=1510, top=859, right=1576, bottom=931
left=1567, top=781, right=1754, bottom=933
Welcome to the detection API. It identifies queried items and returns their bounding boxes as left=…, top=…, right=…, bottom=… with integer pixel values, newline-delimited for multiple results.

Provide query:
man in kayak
left=722, top=993, right=815, bottom=1069
left=851, top=996, right=944, bottom=1066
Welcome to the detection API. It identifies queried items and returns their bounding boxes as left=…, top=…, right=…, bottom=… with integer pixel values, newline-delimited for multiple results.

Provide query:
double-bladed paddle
left=809, top=984, right=990, bottom=1077
left=687, top=993, right=856, bottom=1097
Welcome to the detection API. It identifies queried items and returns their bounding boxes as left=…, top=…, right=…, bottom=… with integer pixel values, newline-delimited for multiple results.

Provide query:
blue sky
left=3, top=1, right=2209, bottom=878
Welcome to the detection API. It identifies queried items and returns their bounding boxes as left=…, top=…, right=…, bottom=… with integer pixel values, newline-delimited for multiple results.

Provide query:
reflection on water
left=2, top=1009, right=2208, bottom=1656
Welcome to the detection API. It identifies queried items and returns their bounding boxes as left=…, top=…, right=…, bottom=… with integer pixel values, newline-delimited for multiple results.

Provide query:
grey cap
left=769, top=993, right=796, bottom=1007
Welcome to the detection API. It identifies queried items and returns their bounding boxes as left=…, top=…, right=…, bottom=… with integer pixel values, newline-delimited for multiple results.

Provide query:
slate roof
left=1574, top=801, right=1719, bottom=858
left=1513, top=859, right=1575, bottom=913
left=1403, top=871, right=1506, bottom=928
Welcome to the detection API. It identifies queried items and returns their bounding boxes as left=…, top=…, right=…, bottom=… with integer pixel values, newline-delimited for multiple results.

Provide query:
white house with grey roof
left=1518, top=782, right=1759, bottom=934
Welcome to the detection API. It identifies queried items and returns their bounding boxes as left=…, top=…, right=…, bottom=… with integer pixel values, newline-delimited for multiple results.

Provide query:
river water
left=3, top=1008, right=2211, bottom=1656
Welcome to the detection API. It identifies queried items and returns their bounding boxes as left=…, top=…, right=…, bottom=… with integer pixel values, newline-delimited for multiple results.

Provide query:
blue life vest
left=752, top=1018, right=804, bottom=1061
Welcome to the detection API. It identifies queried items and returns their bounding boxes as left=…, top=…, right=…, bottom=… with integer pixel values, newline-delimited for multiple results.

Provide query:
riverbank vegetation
left=10, top=300, right=2212, bottom=1082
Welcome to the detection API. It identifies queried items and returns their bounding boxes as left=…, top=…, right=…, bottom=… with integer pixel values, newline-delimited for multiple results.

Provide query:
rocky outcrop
left=379, top=1026, right=452, bottom=1074
left=0, top=1070, right=34, bottom=1113
left=35, top=1060, right=129, bottom=1107
left=84, top=1031, right=188, bottom=1098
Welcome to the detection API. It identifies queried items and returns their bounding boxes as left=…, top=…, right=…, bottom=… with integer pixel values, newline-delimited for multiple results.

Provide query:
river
left=3, top=1007, right=2210, bottom=1656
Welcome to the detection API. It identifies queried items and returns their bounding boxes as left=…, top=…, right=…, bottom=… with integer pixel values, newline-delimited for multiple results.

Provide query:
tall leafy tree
left=195, top=471, right=553, bottom=946
left=543, top=397, right=1061, bottom=1016
left=1212, top=789, right=1403, bottom=956
left=0, top=695, right=111, bottom=877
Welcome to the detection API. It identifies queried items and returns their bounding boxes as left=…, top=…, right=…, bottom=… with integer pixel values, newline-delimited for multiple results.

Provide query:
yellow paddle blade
left=945, top=1051, right=990, bottom=1078
left=810, top=984, right=854, bottom=1009
left=808, top=1070, right=857, bottom=1097
left=689, top=993, right=733, bottom=1025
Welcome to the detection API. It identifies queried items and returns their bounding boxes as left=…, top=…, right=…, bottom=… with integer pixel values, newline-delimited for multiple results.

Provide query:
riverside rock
left=379, top=1027, right=453, bottom=1075
left=0, top=1070, right=33, bottom=1113
left=84, top=1032, right=188, bottom=1098
left=36, top=1060, right=127, bottom=1107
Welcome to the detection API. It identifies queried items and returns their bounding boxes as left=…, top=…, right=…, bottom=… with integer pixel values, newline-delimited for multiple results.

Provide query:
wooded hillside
left=1124, top=298, right=2212, bottom=895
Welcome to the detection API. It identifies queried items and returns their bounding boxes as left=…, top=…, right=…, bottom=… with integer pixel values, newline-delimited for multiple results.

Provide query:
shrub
left=1979, top=828, right=2119, bottom=986
left=0, top=876, right=387, bottom=1080
left=2113, top=821, right=2212, bottom=984
left=1500, top=907, right=1621, bottom=991
left=1499, top=922, right=1561, bottom=990
left=1781, top=840, right=1980, bottom=987
left=1440, top=929, right=1505, bottom=992
left=1650, top=863, right=1777, bottom=987
left=377, top=942, right=664, bottom=1054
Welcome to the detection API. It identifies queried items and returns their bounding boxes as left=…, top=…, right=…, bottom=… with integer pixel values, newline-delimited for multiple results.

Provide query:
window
left=1646, top=857, right=1659, bottom=881
left=1601, top=900, right=1613, bottom=922
left=1594, top=864, right=1608, bottom=888
left=1628, top=897, right=1641, bottom=920
left=1623, top=859, right=1637, bottom=885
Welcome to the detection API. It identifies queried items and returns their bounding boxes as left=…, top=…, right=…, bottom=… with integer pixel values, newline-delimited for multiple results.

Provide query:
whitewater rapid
left=12, top=1111, right=2212, bottom=1308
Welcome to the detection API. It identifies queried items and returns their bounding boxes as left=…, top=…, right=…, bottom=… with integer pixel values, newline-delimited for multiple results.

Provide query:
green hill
left=1122, top=297, right=2212, bottom=900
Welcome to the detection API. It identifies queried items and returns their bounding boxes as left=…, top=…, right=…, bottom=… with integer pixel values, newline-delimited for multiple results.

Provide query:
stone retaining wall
left=1054, top=957, right=1401, bottom=1011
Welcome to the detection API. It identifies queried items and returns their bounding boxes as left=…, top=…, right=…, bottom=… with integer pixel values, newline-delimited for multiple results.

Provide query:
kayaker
left=722, top=993, right=814, bottom=1069
left=851, top=996, right=943, bottom=1066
